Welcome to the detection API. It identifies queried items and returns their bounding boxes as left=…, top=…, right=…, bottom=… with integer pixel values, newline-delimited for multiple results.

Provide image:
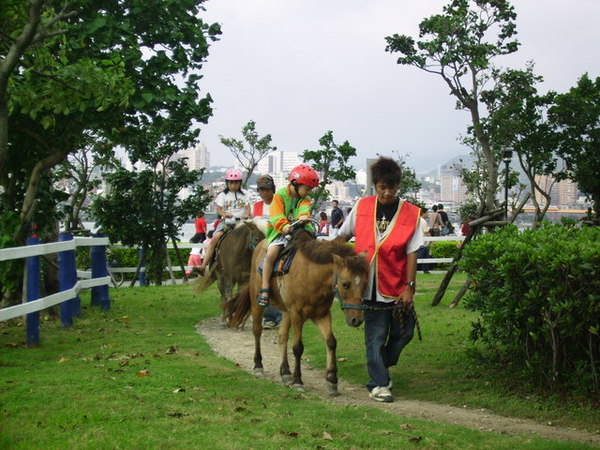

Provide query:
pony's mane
left=293, top=232, right=367, bottom=273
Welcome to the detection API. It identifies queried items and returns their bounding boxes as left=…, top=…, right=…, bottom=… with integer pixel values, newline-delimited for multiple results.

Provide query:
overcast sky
left=195, top=0, right=600, bottom=173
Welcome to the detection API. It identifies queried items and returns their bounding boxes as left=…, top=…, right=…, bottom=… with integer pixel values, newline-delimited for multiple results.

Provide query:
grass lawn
left=0, top=275, right=597, bottom=449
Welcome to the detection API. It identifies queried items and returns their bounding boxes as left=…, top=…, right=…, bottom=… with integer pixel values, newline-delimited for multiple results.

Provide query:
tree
left=549, top=74, right=600, bottom=222
left=391, top=150, right=421, bottom=203
left=301, top=131, right=357, bottom=211
left=1, top=1, right=134, bottom=241
left=385, top=0, right=520, bottom=213
left=91, top=159, right=210, bottom=285
left=481, top=64, right=560, bottom=226
left=2, top=0, right=220, bottom=242
left=1, top=0, right=220, bottom=302
left=219, top=120, right=276, bottom=186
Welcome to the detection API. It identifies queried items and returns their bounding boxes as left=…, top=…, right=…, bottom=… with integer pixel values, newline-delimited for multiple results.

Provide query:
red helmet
left=225, top=168, right=243, bottom=181
left=288, top=164, right=319, bottom=188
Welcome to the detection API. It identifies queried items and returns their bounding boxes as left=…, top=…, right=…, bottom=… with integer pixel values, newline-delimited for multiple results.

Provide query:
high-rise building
left=256, top=151, right=301, bottom=175
left=178, top=143, right=210, bottom=170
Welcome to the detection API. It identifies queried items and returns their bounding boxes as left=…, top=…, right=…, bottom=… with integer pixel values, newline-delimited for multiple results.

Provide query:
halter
left=332, top=271, right=366, bottom=311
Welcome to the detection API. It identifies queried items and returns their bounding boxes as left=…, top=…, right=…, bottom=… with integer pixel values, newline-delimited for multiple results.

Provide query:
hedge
left=459, top=224, right=600, bottom=395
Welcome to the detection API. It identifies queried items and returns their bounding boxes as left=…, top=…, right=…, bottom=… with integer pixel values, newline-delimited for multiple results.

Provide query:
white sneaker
left=369, top=386, right=394, bottom=403
left=386, top=368, right=393, bottom=390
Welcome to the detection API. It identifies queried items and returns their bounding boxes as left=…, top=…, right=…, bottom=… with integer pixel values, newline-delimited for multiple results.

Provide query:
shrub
left=459, top=224, right=600, bottom=395
left=429, top=241, right=460, bottom=270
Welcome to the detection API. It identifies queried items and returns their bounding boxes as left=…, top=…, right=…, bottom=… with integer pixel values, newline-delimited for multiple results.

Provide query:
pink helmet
left=225, top=168, right=243, bottom=181
left=288, top=164, right=319, bottom=188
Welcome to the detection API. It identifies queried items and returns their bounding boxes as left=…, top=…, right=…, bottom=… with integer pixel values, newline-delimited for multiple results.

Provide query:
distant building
left=256, top=151, right=301, bottom=175
left=440, top=169, right=467, bottom=205
left=178, top=143, right=210, bottom=170
left=534, top=175, right=579, bottom=208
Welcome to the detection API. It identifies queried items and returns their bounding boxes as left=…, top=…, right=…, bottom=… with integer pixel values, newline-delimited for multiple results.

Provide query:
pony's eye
left=342, top=282, right=351, bottom=289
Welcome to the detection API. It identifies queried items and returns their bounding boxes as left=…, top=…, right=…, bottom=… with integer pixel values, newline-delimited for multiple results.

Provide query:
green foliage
left=385, top=0, right=520, bottom=212
left=389, top=150, right=422, bottom=202
left=549, top=74, right=600, bottom=219
left=429, top=240, right=460, bottom=270
left=460, top=224, right=600, bottom=395
left=0, top=212, right=24, bottom=304
left=301, top=131, right=357, bottom=211
left=219, top=120, right=276, bottom=186
left=91, top=161, right=210, bottom=284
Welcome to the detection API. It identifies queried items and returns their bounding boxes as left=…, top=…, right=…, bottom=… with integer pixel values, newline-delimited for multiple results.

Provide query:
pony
left=195, top=219, right=265, bottom=324
left=226, top=227, right=368, bottom=395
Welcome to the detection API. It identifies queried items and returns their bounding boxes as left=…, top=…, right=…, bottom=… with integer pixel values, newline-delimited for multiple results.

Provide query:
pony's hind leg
left=278, top=313, right=293, bottom=385
left=314, top=313, right=339, bottom=396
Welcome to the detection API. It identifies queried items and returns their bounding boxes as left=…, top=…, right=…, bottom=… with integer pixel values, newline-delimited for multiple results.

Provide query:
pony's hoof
left=327, top=383, right=340, bottom=396
left=291, top=383, right=305, bottom=392
left=281, top=374, right=293, bottom=386
left=253, top=368, right=265, bottom=378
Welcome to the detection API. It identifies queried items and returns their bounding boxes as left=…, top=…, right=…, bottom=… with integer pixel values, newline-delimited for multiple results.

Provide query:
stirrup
left=257, top=288, right=270, bottom=307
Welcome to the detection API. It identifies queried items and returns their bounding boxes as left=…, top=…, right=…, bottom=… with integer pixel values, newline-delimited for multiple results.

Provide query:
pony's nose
left=350, top=317, right=363, bottom=328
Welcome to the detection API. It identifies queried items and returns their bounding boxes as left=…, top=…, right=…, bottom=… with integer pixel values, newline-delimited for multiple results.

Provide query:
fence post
left=26, top=237, right=40, bottom=346
left=58, top=233, right=79, bottom=327
left=138, top=248, right=146, bottom=286
left=91, top=233, right=110, bottom=311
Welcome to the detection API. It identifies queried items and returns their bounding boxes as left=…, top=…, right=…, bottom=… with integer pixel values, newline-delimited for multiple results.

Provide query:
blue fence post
left=26, top=237, right=41, bottom=346
left=138, top=248, right=146, bottom=286
left=58, top=233, right=79, bottom=327
left=91, top=234, right=110, bottom=311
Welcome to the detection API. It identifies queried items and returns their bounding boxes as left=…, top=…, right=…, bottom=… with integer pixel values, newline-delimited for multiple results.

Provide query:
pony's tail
left=192, top=265, right=217, bottom=294
left=226, top=283, right=252, bottom=329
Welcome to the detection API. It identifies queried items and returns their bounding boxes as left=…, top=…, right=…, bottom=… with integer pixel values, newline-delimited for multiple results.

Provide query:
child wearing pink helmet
left=198, top=168, right=250, bottom=274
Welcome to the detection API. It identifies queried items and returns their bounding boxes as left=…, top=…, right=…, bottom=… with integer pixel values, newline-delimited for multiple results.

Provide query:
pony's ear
left=332, top=254, right=345, bottom=267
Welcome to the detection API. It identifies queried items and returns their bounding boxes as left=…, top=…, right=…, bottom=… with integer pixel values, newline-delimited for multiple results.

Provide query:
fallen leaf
left=322, top=431, right=333, bottom=440
left=119, top=360, right=129, bottom=367
left=136, top=369, right=150, bottom=378
left=400, top=424, right=414, bottom=430
left=173, top=388, right=185, bottom=393
left=409, top=436, right=422, bottom=442
left=166, top=346, right=177, bottom=354
left=58, top=357, right=70, bottom=363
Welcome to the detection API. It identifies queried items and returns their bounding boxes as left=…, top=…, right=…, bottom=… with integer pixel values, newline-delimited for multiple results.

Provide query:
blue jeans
left=364, top=305, right=415, bottom=391
left=263, top=305, right=282, bottom=324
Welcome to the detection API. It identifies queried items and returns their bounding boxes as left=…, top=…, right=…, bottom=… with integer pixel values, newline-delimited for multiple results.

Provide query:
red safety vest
left=354, top=196, right=420, bottom=299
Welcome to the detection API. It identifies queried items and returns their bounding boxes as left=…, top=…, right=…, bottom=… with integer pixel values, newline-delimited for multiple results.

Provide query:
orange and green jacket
left=267, top=186, right=312, bottom=243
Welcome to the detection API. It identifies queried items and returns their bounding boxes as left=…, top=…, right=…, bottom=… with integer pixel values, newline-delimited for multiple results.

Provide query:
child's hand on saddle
left=298, top=216, right=309, bottom=223
left=282, top=224, right=291, bottom=234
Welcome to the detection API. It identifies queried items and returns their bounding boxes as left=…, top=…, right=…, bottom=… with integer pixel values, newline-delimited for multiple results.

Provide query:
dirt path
left=197, top=317, right=599, bottom=446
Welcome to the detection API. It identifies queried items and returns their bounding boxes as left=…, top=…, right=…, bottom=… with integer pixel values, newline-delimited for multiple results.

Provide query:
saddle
left=258, top=227, right=315, bottom=278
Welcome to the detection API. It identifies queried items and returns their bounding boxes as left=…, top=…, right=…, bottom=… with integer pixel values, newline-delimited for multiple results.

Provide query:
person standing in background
left=190, top=212, right=207, bottom=244
left=417, top=207, right=432, bottom=274
left=330, top=200, right=344, bottom=238
left=428, top=204, right=442, bottom=236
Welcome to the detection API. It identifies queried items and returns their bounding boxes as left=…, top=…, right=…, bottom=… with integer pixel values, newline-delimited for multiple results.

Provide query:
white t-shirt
left=419, top=217, right=429, bottom=247
left=214, top=190, right=249, bottom=223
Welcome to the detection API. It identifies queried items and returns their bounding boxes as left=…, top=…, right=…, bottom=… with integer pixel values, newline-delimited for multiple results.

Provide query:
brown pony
left=195, top=220, right=265, bottom=324
left=226, top=229, right=368, bottom=395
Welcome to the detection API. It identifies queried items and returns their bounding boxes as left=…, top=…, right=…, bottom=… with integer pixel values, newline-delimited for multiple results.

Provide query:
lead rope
left=333, top=272, right=422, bottom=341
